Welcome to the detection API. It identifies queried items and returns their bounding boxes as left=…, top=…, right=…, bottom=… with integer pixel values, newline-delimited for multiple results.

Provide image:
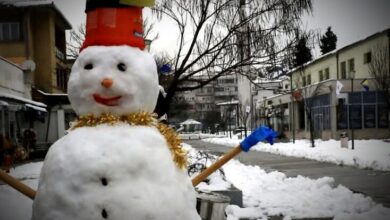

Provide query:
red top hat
left=80, top=1, right=147, bottom=51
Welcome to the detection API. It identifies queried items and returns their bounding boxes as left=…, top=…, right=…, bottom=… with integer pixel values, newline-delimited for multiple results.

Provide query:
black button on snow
left=101, top=177, right=108, bottom=186
left=102, top=208, right=108, bottom=218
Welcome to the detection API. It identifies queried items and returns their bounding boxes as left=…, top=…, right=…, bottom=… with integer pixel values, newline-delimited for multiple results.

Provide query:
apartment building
left=174, top=74, right=238, bottom=129
left=0, top=2, right=72, bottom=93
left=259, top=28, right=390, bottom=140
left=0, top=56, right=47, bottom=154
left=0, top=2, right=74, bottom=147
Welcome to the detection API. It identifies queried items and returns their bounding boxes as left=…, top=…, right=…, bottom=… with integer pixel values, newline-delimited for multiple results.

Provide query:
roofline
left=1, top=2, right=72, bottom=30
left=289, top=28, right=390, bottom=75
left=337, top=28, right=390, bottom=53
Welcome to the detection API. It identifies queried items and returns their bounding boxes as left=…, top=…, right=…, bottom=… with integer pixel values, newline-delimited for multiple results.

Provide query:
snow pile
left=223, top=160, right=390, bottom=220
left=184, top=144, right=390, bottom=219
left=203, top=138, right=390, bottom=171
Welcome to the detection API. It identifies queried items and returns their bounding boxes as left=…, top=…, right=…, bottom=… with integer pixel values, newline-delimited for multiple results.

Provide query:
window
left=324, top=68, right=330, bottom=80
left=224, top=79, right=235, bottom=84
left=349, top=92, right=361, bottom=104
left=364, top=105, right=376, bottom=128
left=337, top=99, right=348, bottom=129
left=319, top=70, right=323, bottom=81
left=340, top=61, right=346, bottom=79
left=348, top=58, right=355, bottom=73
left=56, top=68, right=69, bottom=92
left=309, top=94, right=331, bottom=130
left=363, top=92, right=376, bottom=103
left=302, top=76, right=306, bottom=86
left=0, top=22, right=21, bottom=41
left=363, top=52, right=372, bottom=64
left=378, top=104, right=389, bottom=128
left=349, top=105, right=362, bottom=129
left=307, top=74, right=311, bottom=85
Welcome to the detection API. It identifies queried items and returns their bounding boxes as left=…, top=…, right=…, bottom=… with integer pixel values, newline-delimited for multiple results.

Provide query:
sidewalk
left=185, top=139, right=390, bottom=208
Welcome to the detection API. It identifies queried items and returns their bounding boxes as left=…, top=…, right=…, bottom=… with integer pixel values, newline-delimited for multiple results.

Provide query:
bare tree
left=293, top=68, right=329, bottom=147
left=153, top=0, right=312, bottom=117
left=67, top=24, right=86, bottom=60
left=369, top=43, right=390, bottom=108
left=237, top=102, right=250, bottom=137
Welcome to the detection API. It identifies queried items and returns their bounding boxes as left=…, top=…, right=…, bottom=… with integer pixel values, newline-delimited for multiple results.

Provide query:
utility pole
left=290, top=75, right=295, bottom=143
left=237, top=0, right=252, bottom=133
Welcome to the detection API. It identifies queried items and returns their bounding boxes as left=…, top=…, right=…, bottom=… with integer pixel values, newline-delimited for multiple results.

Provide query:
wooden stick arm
left=0, top=169, right=36, bottom=200
left=192, top=145, right=242, bottom=186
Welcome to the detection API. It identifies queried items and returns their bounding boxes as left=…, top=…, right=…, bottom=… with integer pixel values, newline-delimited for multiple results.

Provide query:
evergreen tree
left=319, top=26, right=337, bottom=54
left=293, top=36, right=313, bottom=67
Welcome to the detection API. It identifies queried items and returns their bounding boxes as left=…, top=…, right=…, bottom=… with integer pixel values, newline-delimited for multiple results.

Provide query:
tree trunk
left=154, top=78, right=179, bottom=118
left=305, top=107, right=315, bottom=148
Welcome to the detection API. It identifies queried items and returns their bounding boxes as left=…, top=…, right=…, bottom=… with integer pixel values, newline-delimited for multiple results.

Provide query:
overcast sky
left=54, top=0, right=390, bottom=58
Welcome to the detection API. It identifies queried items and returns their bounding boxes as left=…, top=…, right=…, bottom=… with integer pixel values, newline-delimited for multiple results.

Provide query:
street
left=185, top=139, right=390, bottom=208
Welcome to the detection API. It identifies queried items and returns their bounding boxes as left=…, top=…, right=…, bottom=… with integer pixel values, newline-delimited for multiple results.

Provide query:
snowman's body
left=32, top=46, right=200, bottom=219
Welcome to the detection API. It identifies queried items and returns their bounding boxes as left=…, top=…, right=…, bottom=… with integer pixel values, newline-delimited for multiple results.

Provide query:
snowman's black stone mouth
left=102, top=208, right=108, bottom=218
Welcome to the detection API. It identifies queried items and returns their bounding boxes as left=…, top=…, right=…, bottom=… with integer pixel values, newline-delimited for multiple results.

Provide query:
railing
left=55, top=47, right=65, bottom=60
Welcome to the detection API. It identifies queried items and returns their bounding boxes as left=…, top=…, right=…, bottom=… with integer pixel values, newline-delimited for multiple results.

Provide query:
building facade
left=0, top=2, right=74, bottom=149
left=258, top=28, right=390, bottom=140
left=174, top=74, right=239, bottom=131
left=0, top=56, right=47, bottom=157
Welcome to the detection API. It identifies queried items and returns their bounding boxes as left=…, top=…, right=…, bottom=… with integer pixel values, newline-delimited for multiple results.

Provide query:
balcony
left=55, top=47, right=65, bottom=60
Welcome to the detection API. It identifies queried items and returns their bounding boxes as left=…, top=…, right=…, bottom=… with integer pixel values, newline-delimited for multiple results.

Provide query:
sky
left=52, top=0, right=390, bottom=58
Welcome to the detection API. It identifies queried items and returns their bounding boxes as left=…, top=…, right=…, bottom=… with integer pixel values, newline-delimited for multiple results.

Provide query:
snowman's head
left=67, top=46, right=159, bottom=116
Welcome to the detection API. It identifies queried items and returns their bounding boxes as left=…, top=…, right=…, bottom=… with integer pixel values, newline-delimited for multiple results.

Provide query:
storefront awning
left=25, top=103, right=47, bottom=112
left=0, top=100, right=9, bottom=106
left=0, top=92, right=47, bottom=112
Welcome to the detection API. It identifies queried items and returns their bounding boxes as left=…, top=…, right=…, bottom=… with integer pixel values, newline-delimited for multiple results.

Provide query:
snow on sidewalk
left=202, top=138, right=390, bottom=171
left=0, top=162, right=42, bottom=220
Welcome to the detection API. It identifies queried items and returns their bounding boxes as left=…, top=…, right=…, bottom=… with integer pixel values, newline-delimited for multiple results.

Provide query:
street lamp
left=349, top=70, right=355, bottom=150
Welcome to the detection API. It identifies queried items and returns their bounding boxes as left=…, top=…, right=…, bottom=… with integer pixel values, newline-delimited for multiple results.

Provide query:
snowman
left=32, top=1, right=200, bottom=219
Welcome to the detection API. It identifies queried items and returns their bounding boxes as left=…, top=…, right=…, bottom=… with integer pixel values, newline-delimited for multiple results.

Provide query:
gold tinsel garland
left=71, top=112, right=187, bottom=169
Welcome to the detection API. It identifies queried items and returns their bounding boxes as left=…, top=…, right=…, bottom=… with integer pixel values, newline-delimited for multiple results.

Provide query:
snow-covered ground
left=203, top=137, right=390, bottom=171
left=182, top=144, right=390, bottom=220
left=0, top=162, right=41, bottom=220
left=1, top=144, right=390, bottom=220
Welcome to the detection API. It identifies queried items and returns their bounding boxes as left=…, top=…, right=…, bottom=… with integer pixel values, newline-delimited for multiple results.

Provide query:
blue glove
left=240, top=126, right=278, bottom=152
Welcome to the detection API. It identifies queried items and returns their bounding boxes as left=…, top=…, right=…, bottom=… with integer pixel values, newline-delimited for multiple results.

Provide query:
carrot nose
left=101, top=78, right=113, bottom=88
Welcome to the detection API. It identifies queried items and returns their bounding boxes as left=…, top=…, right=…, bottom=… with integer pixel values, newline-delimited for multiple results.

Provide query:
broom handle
left=192, top=145, right=242, bottom=186
left=0, top=169, right=36, bottom=200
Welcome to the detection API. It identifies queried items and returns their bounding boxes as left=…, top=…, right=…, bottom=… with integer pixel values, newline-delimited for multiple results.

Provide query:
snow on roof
left=289, top=28, right=390, bottom=75
left=180, top=119, right=202, bottom=125
left=0, top=0, right=72, bottom=29
left=25, top=103, right=47, bottom=112
left=0, top=92, right=47, bottom=108
left=35, top=89, right=67, bottom=97
left=216, top=100, right=239, bottom=106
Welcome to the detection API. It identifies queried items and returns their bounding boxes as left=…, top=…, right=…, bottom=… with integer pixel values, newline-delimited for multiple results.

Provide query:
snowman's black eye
left=117, top=63, right=126, bottom=72
left=84, top=63, right=93, bottom=70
